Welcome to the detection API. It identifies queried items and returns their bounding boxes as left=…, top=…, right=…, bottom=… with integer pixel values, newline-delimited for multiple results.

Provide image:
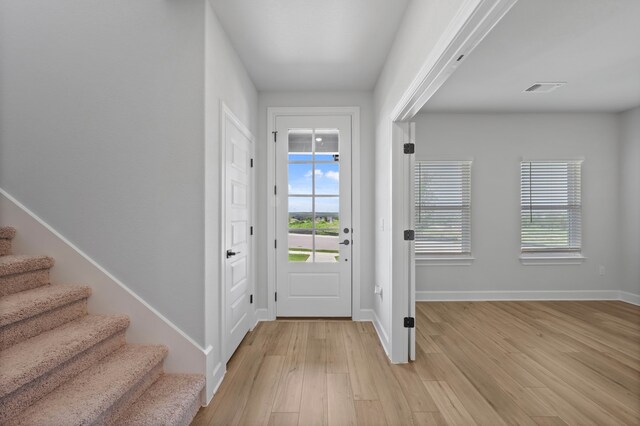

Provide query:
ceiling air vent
left=523, top=82, right=566, bottom=93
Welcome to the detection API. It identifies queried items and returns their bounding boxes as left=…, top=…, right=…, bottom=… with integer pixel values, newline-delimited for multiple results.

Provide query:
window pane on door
left=288, top=129, right=312, bottom=156
left=286, top=128, right=341, bottom=264
left=315, top=228, right=340, bottom=263
left=315, top=163, right=339, bottom=195
left=289, top=197, right=312, bottom=262
left=314, top=129, right=339, bottom=153
left=315, top=197, right=339, bottom=263
left=288, top=163, right=313, bottom=195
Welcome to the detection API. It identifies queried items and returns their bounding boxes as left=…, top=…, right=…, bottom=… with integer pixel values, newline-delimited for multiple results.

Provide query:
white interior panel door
left=224, top=114, right=253, bottom=361
left=275, top=115, right=352, bottom=317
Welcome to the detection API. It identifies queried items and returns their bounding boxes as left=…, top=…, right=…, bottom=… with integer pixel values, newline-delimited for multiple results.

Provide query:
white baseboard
left=0, top=189, right=210, bottom=380
left=416, top=290, right=635, bottom=303
left=619, top=291, right=640, bottom=306
left=255, top=308, right=270, bottom=322
left=360, top=308, right=390, bottom=356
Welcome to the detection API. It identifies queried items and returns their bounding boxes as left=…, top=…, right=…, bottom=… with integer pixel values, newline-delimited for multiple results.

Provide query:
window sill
left=416, top=256, right=474, bottom=266
left=519, top=253, right=586, bottom=265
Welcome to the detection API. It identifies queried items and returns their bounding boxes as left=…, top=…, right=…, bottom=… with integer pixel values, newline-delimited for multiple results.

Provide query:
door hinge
left=404, top=317, right=415, bottom=328
left=403, top=143, right=415, bottom=154
left=404, top=230, right=415, bottom=241
left=273, top=131, right=278, bottom=142
left=275, top=239, right=277, bottom=249
left=250, top=294, right=253, bottom=304
left=274, top=185, right=277, bottom=195
left=250, top=226, right=254, bottom=236
left=275, top=292, right=278, bottom=302
left=250, top=158, right=254, bottom=168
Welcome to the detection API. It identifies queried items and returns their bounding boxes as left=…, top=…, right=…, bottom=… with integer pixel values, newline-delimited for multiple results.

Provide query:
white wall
left=372, top=0, right=467, bottom=355
left=0, top=0, right=207, bottom=344
left=619, top=107, right=640, bottom=295
left=0, top=0, right=259, bottom=374
left=414, top=112, right=622, bottom=297
left=255, top=91, right=375, bottom=313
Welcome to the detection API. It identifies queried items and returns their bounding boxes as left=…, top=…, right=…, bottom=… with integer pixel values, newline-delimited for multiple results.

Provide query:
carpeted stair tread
left=5, top=344, right=168, bottom=426
left=0, top=227, right=17, bottom=239
left=115, top=374, right=205, bottom=426
left=0, top=255, right=54, bottom=277
left=0, top=284, right=91, bottom=327
left=0, top=314, right=129, bottom=397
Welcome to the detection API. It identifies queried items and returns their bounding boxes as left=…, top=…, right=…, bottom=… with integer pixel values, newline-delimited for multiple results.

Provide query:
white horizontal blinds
left=415, top=161, right=471, bottom=254
left=520, top=161, right=582, bottom=252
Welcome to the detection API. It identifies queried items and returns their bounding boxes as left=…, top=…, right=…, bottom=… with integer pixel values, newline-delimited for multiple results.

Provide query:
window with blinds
left=520, top=160, right=582, bottom=253
left=415, top=161, right=472, bottom=255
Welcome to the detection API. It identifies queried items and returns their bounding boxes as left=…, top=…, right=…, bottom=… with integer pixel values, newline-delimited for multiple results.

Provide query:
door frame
left=266, top=106, right=361, bottom=320
left=220, top=102, right=256, bottom=364
left=387, top=0, right=518, bottom=363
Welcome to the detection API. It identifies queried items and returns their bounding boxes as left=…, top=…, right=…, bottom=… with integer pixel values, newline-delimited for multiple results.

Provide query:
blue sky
left=288, top=155, right=340, bottom=213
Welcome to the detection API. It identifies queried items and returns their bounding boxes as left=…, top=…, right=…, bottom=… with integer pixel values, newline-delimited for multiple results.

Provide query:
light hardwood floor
left=193, top=301, right=640, bottom=425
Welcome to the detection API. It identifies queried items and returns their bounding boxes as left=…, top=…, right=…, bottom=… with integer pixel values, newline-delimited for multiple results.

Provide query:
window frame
left=519, top=159, right=585, bottom=264
left=414, top=160, right=473, bottom=264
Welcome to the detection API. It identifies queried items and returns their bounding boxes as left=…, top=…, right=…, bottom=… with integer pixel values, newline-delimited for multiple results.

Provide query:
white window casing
left=415, top=161, right=472, bottom=260
left=520, top=160, right=583, bottom=261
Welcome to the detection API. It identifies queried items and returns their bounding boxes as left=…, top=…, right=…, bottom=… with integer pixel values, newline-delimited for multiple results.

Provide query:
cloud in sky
left=304, top=169, right=324, bottom=178
left=325, top=170, right=339, bottom=182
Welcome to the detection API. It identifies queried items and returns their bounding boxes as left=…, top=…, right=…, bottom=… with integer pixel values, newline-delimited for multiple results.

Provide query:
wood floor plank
left=389, top=362, right=438, bottom=412
left=422, top=353, right=508, bottom=426
left=298, top=337, right=327, bottom=426
left=310, top=321, right=327, bottom=339
left=353, top=400, right=387, bottom=426
left=327, top=373, right=357, bottom=426
left=433, top=334, right=538, bottom=424
left=267, top=412, right=299, bottom=426
left=526, top=387, right=596, bottom=426
left=193, top=344, right=267, bottom=426
left=272, top=322, right=309, bottom=413
left=531, top=416, right=569, bottom=426
left=196, top=303, right=639, bottom=426
left=326, top=322, right=349, bottom=374
left=343, top=322, right=378, bottom=400
left=412, top=411, right=447, bottom=426
left=238, top=355, right=286, bottom=426
left=423, top=381, right=478, bottom=426
left=266, top=322, right=294, bottom=356
left=360, top=331, right=415, bottom=426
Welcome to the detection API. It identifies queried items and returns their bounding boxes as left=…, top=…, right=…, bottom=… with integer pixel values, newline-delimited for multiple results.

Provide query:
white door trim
left=387, top=0, right=519, bottom=363
left=220, top=101, right=256, bottom=364
left=267, top=106, right=361, bottom=320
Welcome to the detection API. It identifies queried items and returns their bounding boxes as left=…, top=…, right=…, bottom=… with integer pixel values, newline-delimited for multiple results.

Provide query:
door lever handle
left=338, top=239, right=350, bottom=246
left=226, top=249, right=240, bottom=258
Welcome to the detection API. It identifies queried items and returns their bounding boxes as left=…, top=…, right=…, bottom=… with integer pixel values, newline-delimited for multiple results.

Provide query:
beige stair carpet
left=0, top=226, right=204, bottom=425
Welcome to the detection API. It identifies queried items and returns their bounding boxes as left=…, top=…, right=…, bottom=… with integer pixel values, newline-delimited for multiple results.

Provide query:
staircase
left=0, top=227, right=204, bottom=425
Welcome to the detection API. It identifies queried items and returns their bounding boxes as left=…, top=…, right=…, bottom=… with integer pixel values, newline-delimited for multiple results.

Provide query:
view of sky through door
left=288, top=128, right=340, bottom=262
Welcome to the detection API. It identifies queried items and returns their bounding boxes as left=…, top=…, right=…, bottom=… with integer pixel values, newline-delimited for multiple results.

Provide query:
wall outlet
left=599, top=265, right=606, bottom=276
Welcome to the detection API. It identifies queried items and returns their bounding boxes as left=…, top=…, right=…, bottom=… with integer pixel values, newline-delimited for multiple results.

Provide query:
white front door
left=224, top=112, right=253, bottom=361
left=275, top=115, right=352, bottom=317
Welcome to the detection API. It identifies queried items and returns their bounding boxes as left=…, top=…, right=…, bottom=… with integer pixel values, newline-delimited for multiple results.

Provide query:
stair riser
left=0, top=300, right=88, bottom=350
left=0, top=270, right=50, bottom=296
left=0, top=331, right=126, bottom=424
left=0, top=239, right=11, bottom=256
left=101, top=363, right=164, bottom=426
